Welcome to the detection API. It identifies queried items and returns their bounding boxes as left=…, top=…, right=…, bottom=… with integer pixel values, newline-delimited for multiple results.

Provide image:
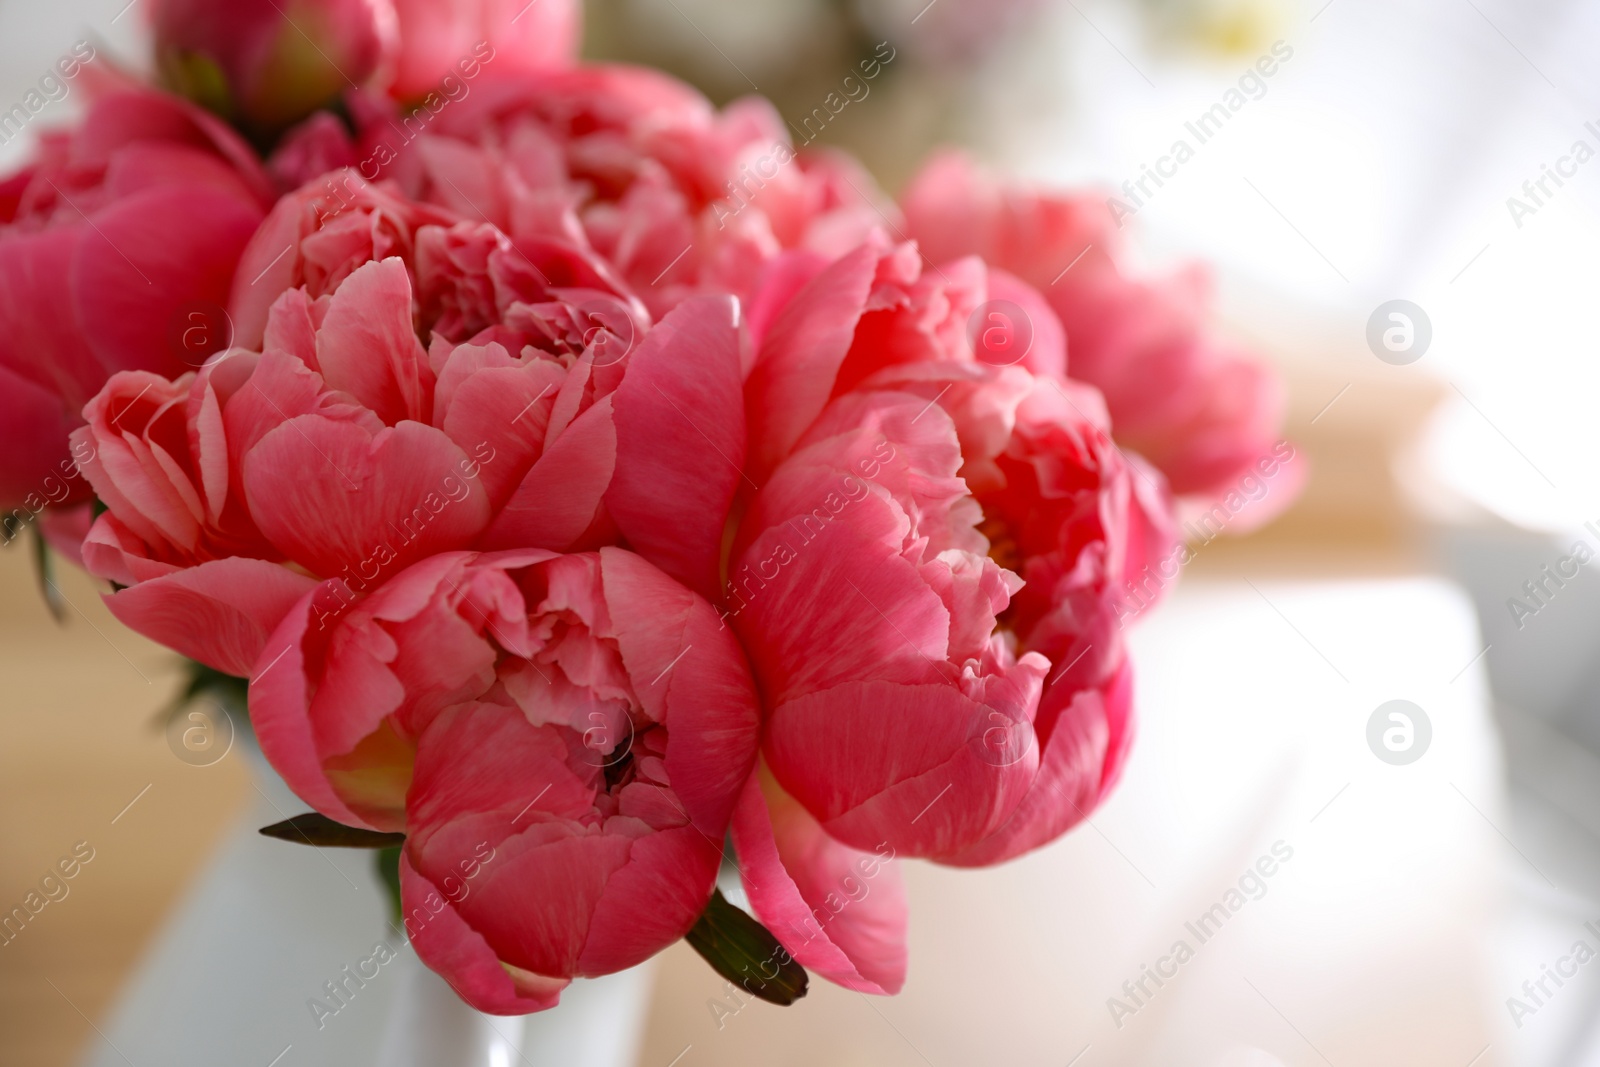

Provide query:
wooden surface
left=0, top=543, right=248, bottom=1067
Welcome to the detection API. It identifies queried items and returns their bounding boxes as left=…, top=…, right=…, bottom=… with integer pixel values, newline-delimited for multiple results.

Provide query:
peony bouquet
left=0, top=0, right=1294, bottom=1013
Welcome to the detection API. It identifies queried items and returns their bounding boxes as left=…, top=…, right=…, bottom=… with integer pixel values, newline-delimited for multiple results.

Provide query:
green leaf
left=375, top=845, right=403, bottom=926
left=259, top=813, right=405, bottom=849
left=685, top=889, right=808, bottom=1006
left=155, top=660, right=249, bottom=739
left=173, top=661, right=249, bottom=719
left=30, top=524, right=66, bottom=624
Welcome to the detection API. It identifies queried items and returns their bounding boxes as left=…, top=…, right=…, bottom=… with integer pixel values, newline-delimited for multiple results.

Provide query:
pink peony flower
left=580, top=236, right=1170, bottom=990
left=230, top=167, right=636, bottom=350
left=54, top=27, right=1211, bottom=1007
left=0, top=89, right=270, bottom=512
left=722, top=239, right=1176, bottom=868
left=902, top=150, right=1299, bottom=513
left=74, top=252, right=736, bottom=677
left=386, top=0, right=580, bottom=102
left=246, top=547, right=759, bottom=1012
left=941, top=381, right=1174, bottom=866
left=730, top=386, right=1049, bottom=859
left=152, top=0, right=398, bottom=136
left=368, top=65, right=890, bottom=317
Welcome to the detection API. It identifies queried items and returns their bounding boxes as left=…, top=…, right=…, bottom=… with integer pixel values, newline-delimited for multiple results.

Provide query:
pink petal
left=408, top=707, right=708, bottom=976
left=407, top=702, right=594, bottom=832
left=576, top=828, right=720, bottom=975
left=414, top=137, right=511, bottom=230
left=73, top=186, right=263, bottom=379
left=314, top=258, right=433, bottom=426
left=942, top=661, right=1134, bottom=867
left=251, top=583, right=380, bottom=829
left=600, top=547, right=760, bottom=834
left=731, top=498, right=953, bottom=703
left=400, top=852, right=569, bottom=1016
left=81, top=512, right=180, bottom=588
left=228, top=191, right=313, bottom=350
left=74, top=90, right=274, bottom=205
left=478, top=397, right=615, bottom=551
left=765, top=676, right=1039, bottom=858
left=104, top=556, right=318, bottom=677
left=744, top=243, right=880, bottom=481
left=73, top=372, right=206, bottom=553
left=243, top=416, right=492, bottom=579
left=984, top=268, right=1066, bottom=381
left=743, top=250, right=830, bottom=354
left=732, top=767, right=906, bottom=994
left=0, top=362, right=80, bottom=509
left=0, top=223, right=103, bottom=409
left=606, top=295, right=744, bottom=600
left=433, top=342, right=566, bottom=508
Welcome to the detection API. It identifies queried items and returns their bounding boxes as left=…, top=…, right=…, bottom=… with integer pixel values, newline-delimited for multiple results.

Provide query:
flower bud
left=154, top=0, right=396, bottom=136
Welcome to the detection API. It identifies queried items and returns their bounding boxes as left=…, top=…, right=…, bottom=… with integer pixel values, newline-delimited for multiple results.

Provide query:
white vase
left=376, top=952, right=653, bottom=1067
left=83, top=739, right=654, bottom=1067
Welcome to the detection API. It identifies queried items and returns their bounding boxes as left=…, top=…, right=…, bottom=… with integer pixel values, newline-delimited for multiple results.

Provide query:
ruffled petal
left=102, top=555, right=317, bottom=677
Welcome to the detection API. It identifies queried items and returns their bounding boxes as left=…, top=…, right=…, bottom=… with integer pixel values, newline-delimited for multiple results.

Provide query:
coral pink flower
left=730, top=388, right=1048, bottom=859
left=944, top=381, right=1174, bottom=866
left=42, top=6, right=1215, bottom=1015
left=0, top=90, right=270, bottom=511
left=248, top=547, right=759, bottom=1013
left=742, top=240, right=1062, bottom=483
left=371, top=65, right=889, bottom=316
left=230, top=168, right=635, bottom=350
left=725, top=239, right=1175, bottom=868
left=75, top=254, right=735, bottom=677
left=902, top=150, right=1298, bottom=513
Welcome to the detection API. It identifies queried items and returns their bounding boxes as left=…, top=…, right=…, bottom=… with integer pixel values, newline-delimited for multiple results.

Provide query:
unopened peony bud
left=153, top=0, right=396, bottom=136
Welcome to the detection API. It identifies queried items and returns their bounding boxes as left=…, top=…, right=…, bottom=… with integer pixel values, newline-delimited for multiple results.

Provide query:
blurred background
left=6, top=0, right=1600, bottom=1064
